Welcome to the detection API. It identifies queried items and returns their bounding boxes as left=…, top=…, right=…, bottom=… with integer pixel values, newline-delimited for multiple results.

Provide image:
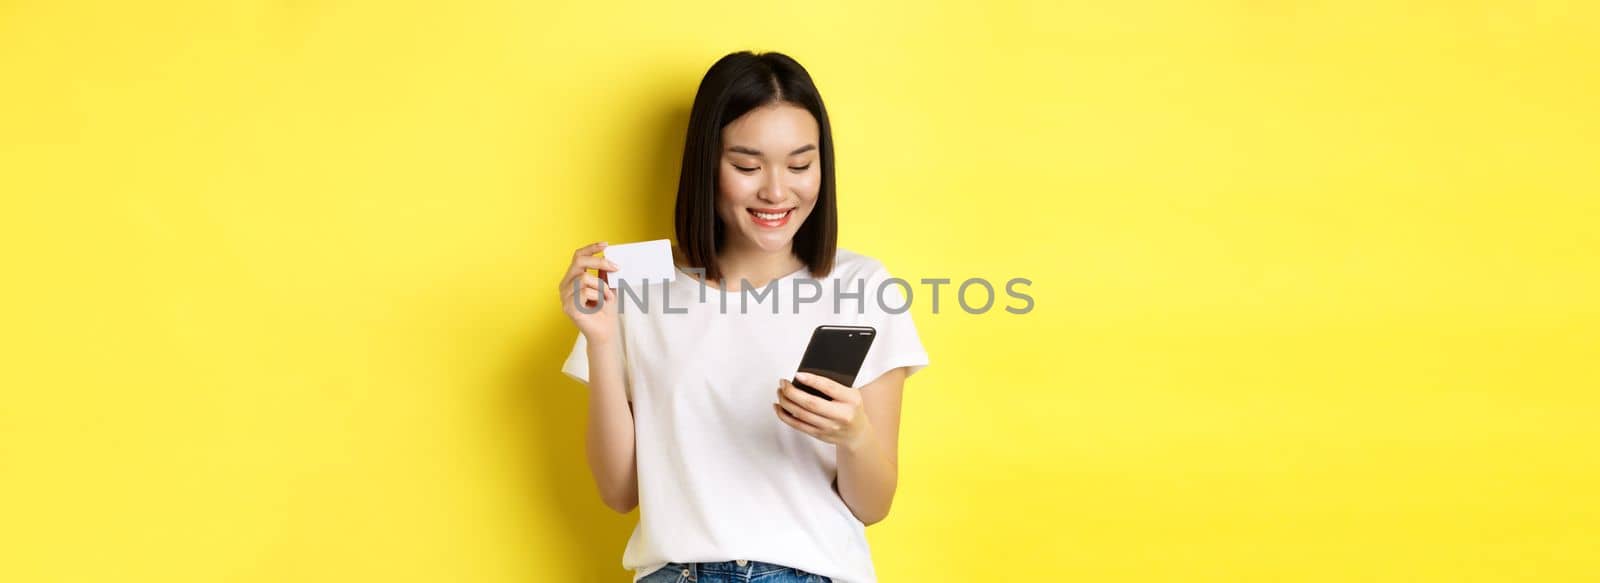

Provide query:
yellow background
left=3, top=1, right=1597, bottom=581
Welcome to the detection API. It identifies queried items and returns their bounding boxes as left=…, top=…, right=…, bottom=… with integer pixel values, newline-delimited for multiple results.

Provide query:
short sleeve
left=561, top=330, right=633, bottom=401
left=853, top=261, right=930, bottom=389
left=561, top=332, right=590, bottom=384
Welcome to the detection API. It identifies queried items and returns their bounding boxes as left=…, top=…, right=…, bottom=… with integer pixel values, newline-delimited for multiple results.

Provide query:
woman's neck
left=714, top=240, right=805, bottom=290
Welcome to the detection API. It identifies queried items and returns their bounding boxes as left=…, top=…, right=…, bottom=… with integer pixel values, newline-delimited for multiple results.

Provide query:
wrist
left=584, top=332, right=620, bottom=350
left=841, top=419, right=875, bottom=454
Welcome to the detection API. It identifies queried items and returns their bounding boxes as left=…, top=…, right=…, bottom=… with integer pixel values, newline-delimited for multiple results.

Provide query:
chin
left=745, top=230, right=796, bottom=251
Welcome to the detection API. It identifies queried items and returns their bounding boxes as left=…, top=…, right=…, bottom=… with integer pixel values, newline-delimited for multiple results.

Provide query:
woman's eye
left=731, top=163, right=809, bottom=172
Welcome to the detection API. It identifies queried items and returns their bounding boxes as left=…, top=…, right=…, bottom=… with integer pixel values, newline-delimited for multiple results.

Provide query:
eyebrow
left=726, top=144, right=817, bottom=157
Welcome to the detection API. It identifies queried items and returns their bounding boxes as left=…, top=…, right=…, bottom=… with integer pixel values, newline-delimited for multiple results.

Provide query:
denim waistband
left=685, top=559, right=793, bottom=576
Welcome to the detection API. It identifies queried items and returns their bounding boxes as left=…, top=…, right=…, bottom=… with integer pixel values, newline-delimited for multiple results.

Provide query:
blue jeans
left=638, top=560, right=832, bottom=583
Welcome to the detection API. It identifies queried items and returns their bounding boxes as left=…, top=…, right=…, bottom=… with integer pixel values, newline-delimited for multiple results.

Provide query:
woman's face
left=716, top=102, right=821, bottom=253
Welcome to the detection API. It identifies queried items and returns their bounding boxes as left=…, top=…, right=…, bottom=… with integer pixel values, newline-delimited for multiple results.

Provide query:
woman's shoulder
left=828, top=248, right=890, bottom=281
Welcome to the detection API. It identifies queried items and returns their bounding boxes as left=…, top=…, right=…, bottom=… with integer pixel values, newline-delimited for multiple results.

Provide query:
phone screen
left=794, top=325, right=876, bottom=401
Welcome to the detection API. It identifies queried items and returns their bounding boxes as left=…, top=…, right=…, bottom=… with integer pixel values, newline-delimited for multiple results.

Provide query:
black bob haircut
left=673, top=50, right=838, bottom=284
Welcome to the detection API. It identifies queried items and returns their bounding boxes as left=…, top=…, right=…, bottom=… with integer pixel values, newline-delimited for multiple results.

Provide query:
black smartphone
left=793, top=325, right=877, bottom=401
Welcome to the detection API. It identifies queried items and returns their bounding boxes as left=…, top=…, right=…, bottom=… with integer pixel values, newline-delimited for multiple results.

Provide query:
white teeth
left=752, top=210, right=789, bottom=220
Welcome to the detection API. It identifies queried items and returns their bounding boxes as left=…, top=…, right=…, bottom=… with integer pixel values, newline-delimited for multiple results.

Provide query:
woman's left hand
left=774, top=372, right=872, bottom=451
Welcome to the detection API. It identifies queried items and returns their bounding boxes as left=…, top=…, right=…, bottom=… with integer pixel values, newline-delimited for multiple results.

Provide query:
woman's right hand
left=559, top=241, right=621, bottom=344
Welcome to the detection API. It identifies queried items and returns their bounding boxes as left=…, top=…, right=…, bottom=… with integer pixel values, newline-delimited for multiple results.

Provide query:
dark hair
left=674, top=50, right=838, bottom=284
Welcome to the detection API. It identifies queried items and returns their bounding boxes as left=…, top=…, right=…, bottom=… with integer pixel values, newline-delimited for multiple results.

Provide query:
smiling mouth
left=747, top=207, right=794, bottom=227
left=752, top=206, right=796, bottom=221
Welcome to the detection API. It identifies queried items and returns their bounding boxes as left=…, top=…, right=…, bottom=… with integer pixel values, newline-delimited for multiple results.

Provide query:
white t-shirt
left=561, top=248, right=929, bottom=583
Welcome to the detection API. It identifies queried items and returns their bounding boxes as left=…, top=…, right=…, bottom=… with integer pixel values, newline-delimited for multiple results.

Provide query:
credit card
left=601, top=239, right=677, bottom=289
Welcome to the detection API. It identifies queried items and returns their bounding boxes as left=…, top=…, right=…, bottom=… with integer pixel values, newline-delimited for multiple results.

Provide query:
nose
left=758, top=167, right=787, bottom=203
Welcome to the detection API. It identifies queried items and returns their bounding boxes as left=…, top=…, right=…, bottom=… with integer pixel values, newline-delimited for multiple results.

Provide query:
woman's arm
left=835, top=367, right=906, bottom=526
left=776, top=367, right=909, bottom=525
left=558, top=242, right=635, bottom=513
left=584, top=336, right=639, bottom=513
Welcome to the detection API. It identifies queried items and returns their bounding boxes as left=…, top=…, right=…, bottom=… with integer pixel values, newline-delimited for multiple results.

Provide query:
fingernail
left=607, top=261, right=619, bottom=269
left=599, top=241, right=608, bottom=246
left=795, top=372, right=811, bottom=380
